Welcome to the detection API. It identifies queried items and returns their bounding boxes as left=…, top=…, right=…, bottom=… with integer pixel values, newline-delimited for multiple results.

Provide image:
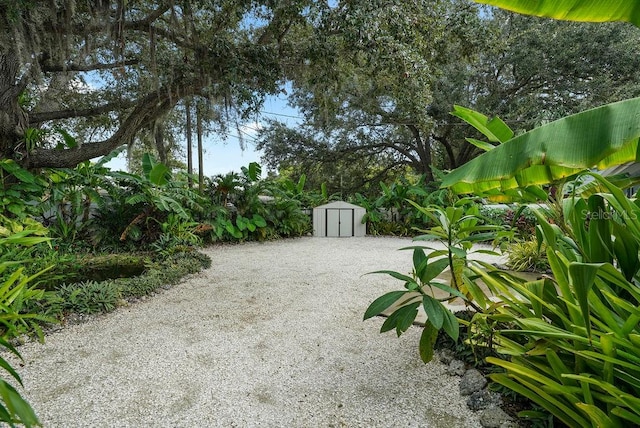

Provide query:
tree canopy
left=257, top=0, right=640, bottom=186
left=3, top=0, right=639, bottom=182
left=0, top=0, right=323, bottom=169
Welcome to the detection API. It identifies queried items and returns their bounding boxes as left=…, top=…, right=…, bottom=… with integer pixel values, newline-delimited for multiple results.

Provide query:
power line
left=240, top=123, right=262, bottom=132
left=260, top=110, right=303, bottom=119
left=227, top=132, right=258, bottom=144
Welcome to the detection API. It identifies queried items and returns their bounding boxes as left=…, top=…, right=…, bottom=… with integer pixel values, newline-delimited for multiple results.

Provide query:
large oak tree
left=257, top=0, right=640, bottom=185
left=0, top=0, right=321, bottom=169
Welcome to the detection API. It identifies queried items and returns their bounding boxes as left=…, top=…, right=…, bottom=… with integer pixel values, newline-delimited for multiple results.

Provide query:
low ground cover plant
left=28, top=250, right=211, bottom=319
left=505, top=240, right=549, bottom=273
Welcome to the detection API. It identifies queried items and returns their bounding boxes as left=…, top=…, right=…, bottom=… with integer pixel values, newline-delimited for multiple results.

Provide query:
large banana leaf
left=451, top=105, right=513, bottom=145
left=474, top=0, right=640, bottom=27
left=441, top=97, right=640, bottom=195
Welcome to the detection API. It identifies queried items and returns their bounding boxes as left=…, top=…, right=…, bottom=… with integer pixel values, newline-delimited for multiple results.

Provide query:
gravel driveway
left=11, top=236, right=495, bottom=427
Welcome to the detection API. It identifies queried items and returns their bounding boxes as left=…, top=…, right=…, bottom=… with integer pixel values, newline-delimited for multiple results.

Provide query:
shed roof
left=314, top=201, right=364, bottom=210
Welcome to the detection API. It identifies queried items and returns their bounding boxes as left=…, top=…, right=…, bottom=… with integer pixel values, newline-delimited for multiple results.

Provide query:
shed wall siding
left=313, top=202, right=366, bottom=237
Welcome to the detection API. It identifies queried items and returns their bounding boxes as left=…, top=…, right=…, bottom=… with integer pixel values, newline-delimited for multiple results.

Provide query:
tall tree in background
left=430, top=7, right=640, bottom=169
left=196, top=100, right=204, bottom=192
left=279, top=0, right=452, bottom=183
left=185, top=98, right=193, bottom=183
left=257, top=0, right=640, bottom=185
left=0, top=0, right=323, bottom=169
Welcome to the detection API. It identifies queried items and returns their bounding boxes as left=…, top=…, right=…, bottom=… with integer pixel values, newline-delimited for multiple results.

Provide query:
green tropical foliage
left=505, top=240, right=549, bottom=273
left=110, top=154, right=204, bottom=243
left=0, top=335, right=40, bottom=427
left=468, top=176, right=640, bottom=427
left=0, top=160, right=46, bottom=219
left=0, top=227, right=59, bottom=427
left=442, top=98, right=640, bottom=198
left=474, top=0, right=640, bottom=26
left=364, top=197, right=502, bottom=362
left=364, top=245, right=462, bottom=364
left=3, top=1, right=640, bottom=426
left=351, top=175, right=450, bottom=236
left=0, top=228, right=54, bottom=339
left=412, top=1, right=640, bottom=425
left=42, top=151, right=118, bottom=244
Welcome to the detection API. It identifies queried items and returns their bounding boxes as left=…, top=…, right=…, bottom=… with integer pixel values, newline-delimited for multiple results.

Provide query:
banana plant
left=439, top=3, right=640, bottom=425
left=442, top=98, right=640, bottom=199
left=445, top=0, right=640, bottom=198
left=112, top=154, right=203, bottom=241
left=473, top=0, right=640, bottom=27
left=241, top=161, right=262, bottom=182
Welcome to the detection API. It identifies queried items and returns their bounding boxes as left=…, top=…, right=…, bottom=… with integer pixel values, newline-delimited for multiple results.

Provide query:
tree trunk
left=457, top=142, right=480, bottom=167
left=196, top=102, right=204, bottom=194
left=154, top=119, right=168, bottom=165
left=0, top=49, right=28, bottom=159
left=185, top=99, right=193, bottom=185
left=408, top=125, right=434, bottom=183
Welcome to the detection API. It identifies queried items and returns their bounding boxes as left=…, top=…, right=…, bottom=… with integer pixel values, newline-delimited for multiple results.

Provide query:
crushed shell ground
left=9, top=236, right=506, bottom=427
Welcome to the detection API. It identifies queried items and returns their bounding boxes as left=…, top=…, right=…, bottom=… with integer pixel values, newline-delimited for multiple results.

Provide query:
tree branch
left=432, top=132, right=456, bottom=169
left=46, top=2, right=174, bottom=35
left=41, top=59, right=139, bottom=73
left=26, top=80, right=204, bottom=168
left=337, top=140, right=419, bottom=165
left=30, top=99, right=138, bottom=123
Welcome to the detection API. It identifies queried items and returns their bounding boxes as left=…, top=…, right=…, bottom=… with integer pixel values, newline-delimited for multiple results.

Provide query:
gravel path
left=12, top=236, right=500, bottom=427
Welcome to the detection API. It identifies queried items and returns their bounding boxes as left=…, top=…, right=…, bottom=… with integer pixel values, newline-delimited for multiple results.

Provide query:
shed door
left=326, top=209, right=354, bottom=237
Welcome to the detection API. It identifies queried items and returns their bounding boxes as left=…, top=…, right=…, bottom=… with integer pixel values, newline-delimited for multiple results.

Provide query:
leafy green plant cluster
left=0, top=335, right=40, bottom=427
left=369, top=173, right=640, bottom=426
left=108, top=154, right=206, bottom=246
left=204, top=163, right=314, bottom=242
left=368, top=36, right=640, bottom=423
left=479, top=205, right=537, bottom=241
left=468, top=176, right=640, bottom=427
left=3, top=146, right=320, bottom=255
left=3, top=153, right=317, bottom=258
left=364, top=197, right=503, bottom=362
left=505, top=240, right=549, bottom=273
left=0, top=217, right=57, bottom=338
left=351, top=176, right=438, bottom=237
left=436, top=10, right=640, bottom=419
left=349, top=171, right=487, bottom=238
left=0, top=160, right=46, bottom=219
left=55, top=281, right=120, bottom=314
left=269, top=173, right=330, bottom=209
left=264, top=198, right=311, bottom=238
left=0, top=227, right=58, bottom=427
left=29, top=250, right=211, bottom=320
left=434, top=310, right=500, bottom=369
left=115, top=251, right=211, bottom=299
left=220, top=213, right=268, bottom=240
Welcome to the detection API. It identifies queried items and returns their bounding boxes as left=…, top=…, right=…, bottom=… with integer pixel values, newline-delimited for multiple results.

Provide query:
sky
left=105, top=91, right=301, bottom=179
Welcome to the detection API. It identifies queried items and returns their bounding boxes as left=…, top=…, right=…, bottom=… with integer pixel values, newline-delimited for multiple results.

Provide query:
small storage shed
left=313, top=201, right=366, bottom=237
